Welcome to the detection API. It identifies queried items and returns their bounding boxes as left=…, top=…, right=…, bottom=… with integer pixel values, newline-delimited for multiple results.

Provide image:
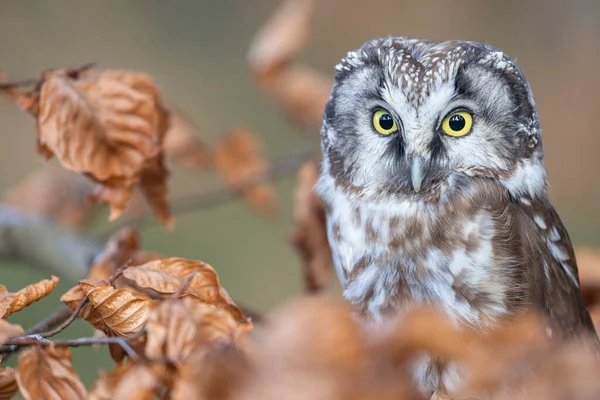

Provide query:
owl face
left=321, top=37, right=543, bottom=200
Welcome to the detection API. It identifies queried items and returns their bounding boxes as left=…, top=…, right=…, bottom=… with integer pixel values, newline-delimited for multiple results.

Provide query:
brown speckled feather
left=513, top=197, right=597, bottom=339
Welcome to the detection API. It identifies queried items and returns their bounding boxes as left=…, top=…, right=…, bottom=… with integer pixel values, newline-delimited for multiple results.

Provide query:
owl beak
left=410, top=156, right=425, bottom=193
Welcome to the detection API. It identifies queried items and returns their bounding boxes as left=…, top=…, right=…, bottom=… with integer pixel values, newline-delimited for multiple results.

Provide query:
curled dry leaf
left=139, top=154, right=173, bottom=228
left=0, top=364, right=17, bottom=400
left=89, top=363, right=157, bottom=400
left=163, top=108, right=212, bottom=168
left=237, top=296, right=371, bottom=400
left=288, top=159, right=333, bottom=293
left=61, top=280, right=151, bottom=338
left=0, top=276, right=59, bottom=319
left=87, top=227, right=140, bottom=282
left=16, top=346, right=87, bottom=400
left=248, top=0, right=332, bottom=129
left=259, top=65, right=332, bottom=129
left=2, top=166, right=98, bottom=228
left=122, top=257, right=248, bottom=322
left=248, top=0, right=313, bottom=76
left=0, top=320, right=24, bottom=345
left=145, top=298, right=245, bottom=363
left=78, top=280, right=151, bottom=337
left=171, top=342, right=247, bottom=400
left=10, top=66, right=172, bottom=224
left=214, top=129, right=278, bottom=216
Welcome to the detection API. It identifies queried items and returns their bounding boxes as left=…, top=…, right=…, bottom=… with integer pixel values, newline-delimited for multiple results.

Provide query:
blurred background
left=0, top=0, right=599, bottom=387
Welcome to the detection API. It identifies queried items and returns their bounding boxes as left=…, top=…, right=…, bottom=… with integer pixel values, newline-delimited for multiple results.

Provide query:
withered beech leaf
left=171, top=343, right=247, bottom=400
left=89, top=363, right=157, bottom=400
left=139, top=154, right=173, bottom=228
left=86, top=227, right=140, bottom=282
left=2, top=166, right=99, bottom=228
left=0, top=276, right=59, bottom=319
left=214, top=129, right=278, bottom=216
left=0, top=320, right=24, bottom=345
left=248, top=0, right=332, bottom=129
left=0, top=365, right=17, bottom=400
left=60, top=286, right=103, bottom=331
left=12, top=66, right=171, bottom=223
left=86, top=182, right=134, bottom=222
left=16, top=346, right=87, bottom=400
left=248, top=0, right=313, bottom=75
left=35, top=68, right=167, bottom=182
left=145, top=298, right=243, bottom=362
left=122, top=257, right=247, bottom=322
left=73, top=280, right=151, bottom=337
left=260, top=65, right=332, bottom=129
left=163, top=108, right=212, bottom=168
left=288, top=159, right=333, bottom=293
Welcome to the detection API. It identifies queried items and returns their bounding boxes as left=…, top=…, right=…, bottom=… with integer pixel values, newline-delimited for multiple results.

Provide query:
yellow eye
left=372, top=109, right=398, bottom=135
left=441, top=111, right=473, bottom=137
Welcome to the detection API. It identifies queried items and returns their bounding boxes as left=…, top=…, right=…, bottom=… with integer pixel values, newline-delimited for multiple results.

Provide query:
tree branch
left=0, top=335, right=139, bottom=360
left=98, top=145, right=317, bottom=238
left=0, top=204, right=101, bottom=281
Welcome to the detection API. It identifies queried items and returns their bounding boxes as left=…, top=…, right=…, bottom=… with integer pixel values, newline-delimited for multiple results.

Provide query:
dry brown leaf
left=262, top=65, right=332, bottom=129
left=0, top=276, right=59, bottom=319
left=248, top=0, right=313, bottom=76
left=0, top=364, right=17, bottom=400
left=60, top=285, right=102, bottom=330
left=139, top=154, right=173, bottom=228
left=163, top=109, right=212, bottom=168
left=16, top=346, right=87, bottom=400
left=145, top=298, right=243, bottom=363
left=61, top=280, right=151, bottom=338
left=77, top=280, right=151, bottom=337
left=288, top=159, right=333, bottom=292
left=248, top=0, right=332, bottom=129
left=0, top=320, right=24, bottom=345
left=0, top=364, right=16, bottom=400
left=2, top=166, right=98, bottom=228
left=214, top=129, right=278, bottom=216
left=171, top=343, right=247, bottom=400
left=89, top=363, right=157, bottom=400
left=121, top=257, right=247, bottom=322
left=87, top=227, right=140, bottom=282
left=86, top=183, right=134, bottom=222
left=9, top=66, right=171, bottom=224
left=33, top=67, right=167, bottom=182
left=236, top=296, right=371, bottom=400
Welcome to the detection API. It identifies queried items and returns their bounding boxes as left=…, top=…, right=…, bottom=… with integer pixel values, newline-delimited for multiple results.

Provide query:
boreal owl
left=316, top=37, right=598, bottom=395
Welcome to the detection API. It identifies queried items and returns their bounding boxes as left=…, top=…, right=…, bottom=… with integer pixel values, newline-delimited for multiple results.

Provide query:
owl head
left=319, top=37, right=546, bottom=202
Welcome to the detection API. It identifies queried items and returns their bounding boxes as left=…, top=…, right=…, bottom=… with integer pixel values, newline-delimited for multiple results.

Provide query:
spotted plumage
left=317, top=37, right=597, bottom=396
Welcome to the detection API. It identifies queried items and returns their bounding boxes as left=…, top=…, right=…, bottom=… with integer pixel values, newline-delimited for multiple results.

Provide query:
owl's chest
left=324, top=193, right=511, bottom=328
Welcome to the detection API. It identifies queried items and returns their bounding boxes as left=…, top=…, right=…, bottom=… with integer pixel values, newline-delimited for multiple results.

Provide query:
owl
left=316, top=37, right=598, bottom=395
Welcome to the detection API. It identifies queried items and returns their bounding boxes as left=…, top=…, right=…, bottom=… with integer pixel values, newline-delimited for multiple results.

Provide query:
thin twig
left=41, top=297, right=89, bottom=339
left=0, top=78, right=39, bottom=89
left=0, top=295, right=90, bottom=360
left=96, top=145, right=317, bottom=239
left=171, top=272, right=198, bottom=299
left=25, top=306, right=73, bottom=336
left=0, top=335, right=138, bottom=360
left=109, top=260, right=132, bottom=286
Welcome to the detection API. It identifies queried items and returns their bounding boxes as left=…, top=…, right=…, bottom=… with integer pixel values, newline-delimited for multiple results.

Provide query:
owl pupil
left=379, top=114, right=394, bottom=130
left=449, top=115, right=465, bottom=131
